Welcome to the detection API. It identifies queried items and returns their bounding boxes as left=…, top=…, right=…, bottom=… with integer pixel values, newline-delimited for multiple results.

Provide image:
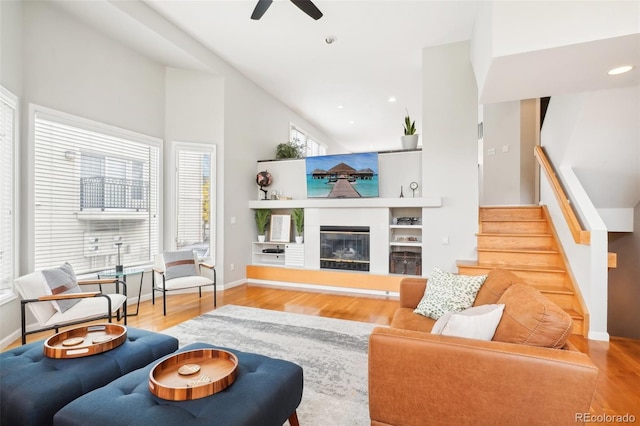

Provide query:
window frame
left=28, top=104, right=163, bottom=274
left=171, top=141, right=216, bottom=263
left=289, top=122, right=327, bottom=157
left=0, top=86, right=19, bottom=305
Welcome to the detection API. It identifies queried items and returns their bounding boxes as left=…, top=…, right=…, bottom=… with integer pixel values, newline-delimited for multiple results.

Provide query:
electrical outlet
left=441, top=236, right=449, bottom=245
left=230, top=263, right=235, bottom=271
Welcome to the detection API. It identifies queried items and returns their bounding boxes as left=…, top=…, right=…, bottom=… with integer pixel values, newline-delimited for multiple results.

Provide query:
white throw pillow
left=414, top=267, right=488, bottom=320
left=41, top=262, right=81, bottom=313
left=432, top=304, right=505, bottom=341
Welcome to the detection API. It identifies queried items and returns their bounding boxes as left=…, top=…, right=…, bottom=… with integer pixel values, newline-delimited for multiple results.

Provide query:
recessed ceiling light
left=349, top=120, right=355, bottom=124
left=337, top=105, right=344, bottom=109
left=325, top=35, right=337, bottom=45
left=608, top=65, right=634, bottom=75
left=388, top=97, right=396, bottom=103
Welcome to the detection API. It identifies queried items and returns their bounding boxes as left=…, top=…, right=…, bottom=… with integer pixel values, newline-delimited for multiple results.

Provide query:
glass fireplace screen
left=320, top=226, right=370, bottom=271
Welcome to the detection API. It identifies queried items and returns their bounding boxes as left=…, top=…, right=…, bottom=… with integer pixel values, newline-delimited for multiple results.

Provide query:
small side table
left=98, top=267, right=145, bottom=316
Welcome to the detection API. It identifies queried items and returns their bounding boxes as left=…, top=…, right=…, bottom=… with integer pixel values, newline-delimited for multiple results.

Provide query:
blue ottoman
left=54, top=343, right=304, bottom=426
left=1, top=327, right=179, bottom=426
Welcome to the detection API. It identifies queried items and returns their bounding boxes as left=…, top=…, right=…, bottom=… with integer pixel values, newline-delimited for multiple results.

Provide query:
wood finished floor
left=6, top=284, right=639, bottom=421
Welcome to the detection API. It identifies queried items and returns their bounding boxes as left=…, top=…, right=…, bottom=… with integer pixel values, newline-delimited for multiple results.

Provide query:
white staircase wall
left=542, top=86, right=640, bottom=220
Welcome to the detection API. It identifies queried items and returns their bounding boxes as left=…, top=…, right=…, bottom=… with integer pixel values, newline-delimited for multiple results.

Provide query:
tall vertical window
left=0, top=86, right=18, bottom=299
left=290, top=123, right=327, bottom=157
left=33, top=107, right=161, bottom=274
left=175, top=143, right=215, bottom=261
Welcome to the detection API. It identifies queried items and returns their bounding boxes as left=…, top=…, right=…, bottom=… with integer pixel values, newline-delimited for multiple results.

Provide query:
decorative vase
left=258, top=235, right=266, bottom=242
left=295, top=235, right=304, bottom=244
left=401, top=134, right=419, bottom=150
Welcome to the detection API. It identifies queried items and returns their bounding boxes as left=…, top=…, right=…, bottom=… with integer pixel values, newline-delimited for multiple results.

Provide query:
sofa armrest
left=399, top=278, right=427, bottom=308
left=368, top=327, right=598, bottom=426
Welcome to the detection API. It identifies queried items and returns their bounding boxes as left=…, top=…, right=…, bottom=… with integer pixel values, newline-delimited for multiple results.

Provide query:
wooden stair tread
left=533, top=284, right=574, bottom=295
left=477, top=248, right=559, bottom=255
left=564, top=309, right=582, bottom=319
left=456, top=260, right=566, bottom=274
left=476, top=233, right=552, bottom=237
left=481, top=218, right=546, bottom=222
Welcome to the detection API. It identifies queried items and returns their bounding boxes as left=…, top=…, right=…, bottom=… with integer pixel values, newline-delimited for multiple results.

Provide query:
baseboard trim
left=248, top=278, right=399, bottom=298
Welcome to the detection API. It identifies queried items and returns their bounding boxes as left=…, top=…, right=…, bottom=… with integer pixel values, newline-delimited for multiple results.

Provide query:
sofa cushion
left=493, top=283, right=573, bottom=348
left=473, top=268, right=519, bottom=306
left=431, top=304, right=505, bottom=341
left=390, top=308, right=436, bottom=332
left=414, top=267, right=487, bottom=320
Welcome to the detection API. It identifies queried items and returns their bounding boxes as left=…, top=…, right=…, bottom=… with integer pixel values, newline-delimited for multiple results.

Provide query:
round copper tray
left=44, top=324, right=127, bottom=359
left=149, top=349, right=238, bottom=401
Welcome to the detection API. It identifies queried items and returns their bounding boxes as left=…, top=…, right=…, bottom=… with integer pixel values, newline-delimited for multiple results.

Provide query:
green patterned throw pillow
left=414, top=267, right=488, bottom=320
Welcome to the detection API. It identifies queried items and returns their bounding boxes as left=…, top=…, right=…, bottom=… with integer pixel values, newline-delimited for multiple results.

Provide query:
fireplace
left=320, top=226, right=370, bottom=271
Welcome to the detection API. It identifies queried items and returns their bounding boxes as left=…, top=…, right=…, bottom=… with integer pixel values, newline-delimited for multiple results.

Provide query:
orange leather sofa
left=369, top=269, right=599, bottom=426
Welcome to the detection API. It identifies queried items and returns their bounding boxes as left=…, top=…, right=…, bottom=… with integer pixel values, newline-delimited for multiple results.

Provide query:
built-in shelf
left=390, top=242, right=422, bottom=247
left=248, top=197, right=441, bottom=210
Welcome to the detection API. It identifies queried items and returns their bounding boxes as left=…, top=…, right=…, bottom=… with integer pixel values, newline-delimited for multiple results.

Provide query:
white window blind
left=33, top=108, right=160, bottom=274
left=290, top=124, right=327, bottom=157
left=175, top=144, right=215, bottom=261
left=0, top=87, right=17, bottom=296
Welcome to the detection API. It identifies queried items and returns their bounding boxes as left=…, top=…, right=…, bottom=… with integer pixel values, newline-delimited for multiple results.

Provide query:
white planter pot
left=401, top=134, right=419, bottom=150
left=295, top=235, right=304, bottom=244
left=258, top=235, right=266, bottom=242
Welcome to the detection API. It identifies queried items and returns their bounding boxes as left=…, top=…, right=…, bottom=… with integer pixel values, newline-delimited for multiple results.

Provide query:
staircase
left=457, top=206, right=587, bottom=336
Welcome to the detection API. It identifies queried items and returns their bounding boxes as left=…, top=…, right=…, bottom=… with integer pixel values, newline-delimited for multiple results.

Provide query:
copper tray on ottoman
left=149, top=348, right=238, bottom=401
left=44, top=324, right=127, bottom=359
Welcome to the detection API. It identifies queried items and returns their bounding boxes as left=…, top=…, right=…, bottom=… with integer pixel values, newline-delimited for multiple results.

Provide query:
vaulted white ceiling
left=54, top=0, right=639, bottom=153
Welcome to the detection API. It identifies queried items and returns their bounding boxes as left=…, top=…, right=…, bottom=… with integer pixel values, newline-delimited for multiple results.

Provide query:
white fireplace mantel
left=248, top=197, right=442, bottom=209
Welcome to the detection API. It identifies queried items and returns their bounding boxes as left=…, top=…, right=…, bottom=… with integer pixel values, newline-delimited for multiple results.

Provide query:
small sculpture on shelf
left=256, top=171, right=273, bottom=200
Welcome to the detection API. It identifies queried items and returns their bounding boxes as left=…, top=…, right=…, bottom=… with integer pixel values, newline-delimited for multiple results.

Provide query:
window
left=290, top=123, right=327, bottom=157
left=32, top=106, right=161, bottom=274
left=0, top=86, right=18, bottom=300
left=174, top=143, right=215, bottom=261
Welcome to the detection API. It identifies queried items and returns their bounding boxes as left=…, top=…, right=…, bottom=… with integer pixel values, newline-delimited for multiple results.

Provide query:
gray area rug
left=161, top=305, right=379, bottom=426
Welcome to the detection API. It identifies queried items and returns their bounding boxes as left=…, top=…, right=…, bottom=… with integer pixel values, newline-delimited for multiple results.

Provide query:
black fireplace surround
left=320, top=226, right=370, bottom=271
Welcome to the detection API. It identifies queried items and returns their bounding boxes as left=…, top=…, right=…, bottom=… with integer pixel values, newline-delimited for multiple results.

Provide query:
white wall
left=481, top=101, right=521, bottom=205
left=422, top=42, right=479, bottom=273
left=481, top=99, right=538, bottom=206
left=542, top=86, right=640, bottom=230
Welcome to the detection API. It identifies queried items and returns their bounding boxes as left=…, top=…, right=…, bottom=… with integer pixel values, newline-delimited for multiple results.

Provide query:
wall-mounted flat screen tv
left=305, top=152, right=379, bottom=198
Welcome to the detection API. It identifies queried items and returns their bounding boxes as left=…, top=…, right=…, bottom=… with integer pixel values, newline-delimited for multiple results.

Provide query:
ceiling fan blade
left=251, top=0, right=273, bottom=20
left=290, top=0, right=323, bottom=20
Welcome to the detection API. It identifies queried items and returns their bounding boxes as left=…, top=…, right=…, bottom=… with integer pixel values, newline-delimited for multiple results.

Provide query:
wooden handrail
left=534, top=146, right=591, bottom=245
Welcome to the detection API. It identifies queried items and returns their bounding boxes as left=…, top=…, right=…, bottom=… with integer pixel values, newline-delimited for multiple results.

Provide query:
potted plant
left=255, top=209, right=271, bottom=242
left=401, top=111, right=419, bottom=150
left=276, top=141, right=303, bottom=159
left=292, top=208, right=304, bottom=243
